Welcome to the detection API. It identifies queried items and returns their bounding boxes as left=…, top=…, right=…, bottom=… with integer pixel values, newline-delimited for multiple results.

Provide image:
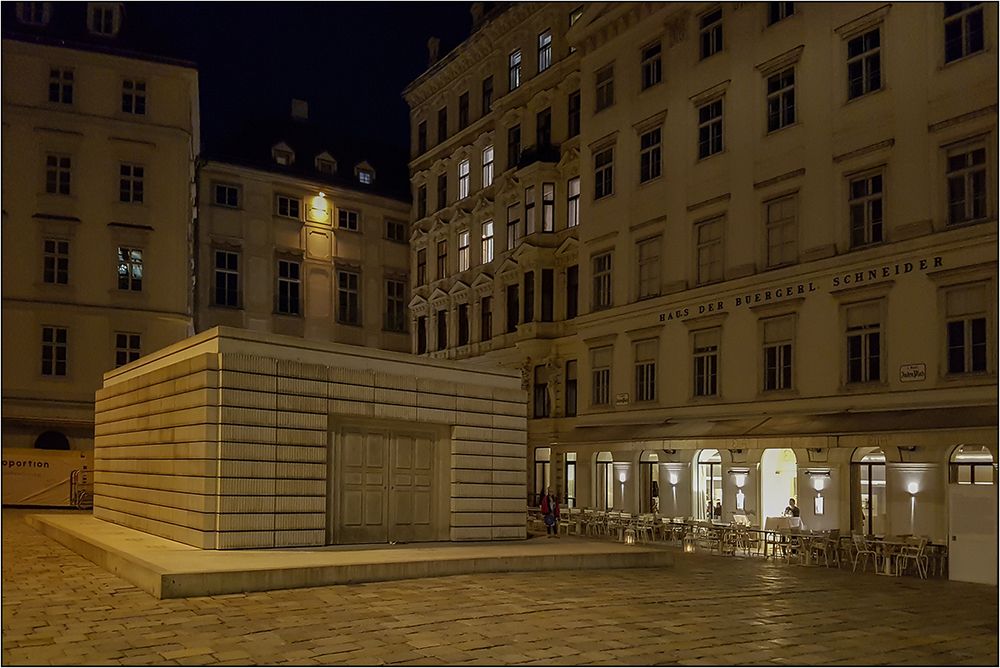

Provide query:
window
left=117, top=164, right=145, bottom=203
left=506, top=284, right=519, bottom=333
left=458, top=158, right=470, bottom=200
left=458, top=303, right=470, bottom=346
left=536, top=107, right=552, bottom=147
left=696, top=218, right=724, bottom=284
left=458, top=91, right=470, bottom=130
left=592, top=252, right=612, bottom=310
left=568, top=90, right=581, bottom=138
left=117, top=247, right=143, bottom=291
left=417, top=121, right=427, bottom=154
left=436, top=310, right=448, bottom=350
left=385, top=279, right=406, bottom=332
left=16, top=2, right=50, bottom=25
left=693, top=329, right=720, bottom=397
left=595, top=64, right=614, bottom=111
left=641, top=42, right=662, bottom=90
left=214, top=250, right=240, bottom=307
left=114, top=333, right=141, bottom=367
left=698, top=99, right=724, bottom=158
left=945, top=2, right=984, bottom=63
left=639, top=128, right=662, bottom=183
left=524, top=271, right=535, bottom=323
left=538, top=30, right=553, bottom=72
left=437, top=172, right=448, bottom=209
left=594, top=147, right=614, bottom=199
left=506, top=203, right=520, bottom=251
left=276, top=259, right=301, bottom=315
left=458, top=229, right=470, bottom=272
left=766, top=67, right=795, bottom=132
left=275, top=195, right=300, bottom=219
left=637, top=237, right=660, bottom=299
left=591, top=347, right=612, bottom=406
left=48, top=68, right=73, bottom=104
left=357, top=169, right=373, bottom=185
left=45, top=155, right=71, bottom=195
left=43, top=239, right=69, bottom=285
left=273, top=147, right=294, bottom=166
left=699, top=8, right=723, bottom=59
left=763, top=316, right=794, bottom=391
left=480, top=296, right=493, bottom=342
left=566, top=177, right=581, bottom=228
left=436, top=240, right=448, bottom=279
left=569, top=5, right=584, bottom=30
left=846, top=301, right=882, bottom=383
left=533, top=365, right=550, bottom=418
left=482, top=76, right=494, bottom=114
left=849, top=172, right=884, bottom=247
left=437, top=106, right=448, bottom=144
left=768, top=1, right=794, bottom=25
left=950, top=445, right=995, bottom=485
left=338, top=209, right=360, bottom=231
left=41, top=326, right=67, bottom=376
left=541, top=269, right=554, bottom=322
left=316, top=156, right=336, bottom=174
left=525, top=186, right=536, bottom=234
left=416, top=248, right=427, bottom=285
left=947, top=145, right=987, bottom=225
left=121, top=79, right=146, bottom=115
left=635, top=339, right=657, bottom=402
left=946, top=284, right=988, bottom=374
left=482, top=145, right=494, bottom=187
left=416, top=184, right=427, bottom=219
left=89, top=3, right=120, bottom=35
left=337, top=270, right=361, bottom=325
left=507, top=124, right=521, bottom=170
left=765, top=195, right=797, bottom=267
left=214, top=183, right=239, bottom=208
left=566, top=265, right=579, bottom=319
left=847, top=28, right=882, bottom=100
left=565, top=360, right=578, bottom=417
left=386, top=219, right=407, bottom=243
left=481, top=220, right=494, bottom=263
left=417, top=316, right=428, bottom=354
left=541, top=183, right=555, bottom=232
left=509, top=49, right=522, bottom=91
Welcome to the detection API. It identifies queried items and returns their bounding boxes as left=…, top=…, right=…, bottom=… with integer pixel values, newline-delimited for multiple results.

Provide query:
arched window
left=596, top=451, right=614, bottom=510
left=639, top=451, right=660, bottom=513
left=950, top=445, right=995, bottom=485
left=851, top=447, right=886, bottom=535
left=697, top=449, right=722, bottom=520
left=34, top=430, right=69, bottom=450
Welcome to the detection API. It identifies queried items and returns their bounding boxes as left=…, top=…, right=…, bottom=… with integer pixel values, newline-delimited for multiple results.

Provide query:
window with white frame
left=945, top=284, right=988, bottom=375
left=509, top=49, right=522, bottom=91
left=845, top=301, right=882, bottom=383
left=121, top=79, right=146, bottom=115
left=591, top=346, right=612, bottom=406
left=768, top=1, right=794, bottom=25
left=337, top=270, right=361, bottom=325
left=358, top=169, right=373, bottom=185
left=634, top=339, right=657, bottom=402
left=696, top=218, right=723, bottom=285
left=458, top=158, right=470, bottom=199
left=214, top=250, right=240, bottom=307
left=847, top=27, right=882, bottom=100
left=276, top=259, right=301, bottom=315
left=481, top=220, right=494, bottom=263
left=766, top=67, right=795, bottom=132
left=525, top=186, right=536, bottom=234
left=542, top=183, right=555, bottom=232
left=43, top=239, right=69, bottom=285
left=41, top=326, right=67, bottom=376
left=507, top=204, right=520, bottom=251
left=594, top=147, right=614, bottom=199
left=48, top=68, right=73, bottom=104
left=637, top=236, right=660, bottom=299
left=338, top=209, right=360, bottom=231
left=765, top=195, right=797, bottom=267
left=641, top=42, right=662, bottom=90
left=538, top=29, right=552, bottom=72
left=482, top=145, right=494, bottom=187
left=114, top=332, right=140, bottom=367
left=567, top=176, right=581, bottom=227
left=763, top=316, right=794, bottom=391
left=214, top=183, right=240, bottom=208
left=698, top=99, right=724, bottom=158
left=592, top=251, right=612, bottom=310
left=640, top=128, right=661, bottom=183
left=385, top=279, right=407, bottom=333
left=45, top=154, right=71, bottom=195
left=947, top=144, right=987, bottom=225
left=458, top=229, right=470, bottom=272
left=699, top=8, right=723, bottom=59
left=116, top=247, right=143, bottom=291
left=848, top=172, right=884, bottom=247
left=119, top=164, right=144, bottom=203
left=693, top=329, right=720, bottom=397
left=595, top=64, right=615, bottom=112
left=88, top=3, right=120, bottom=36
left=945, top=2, right=984, bottom=63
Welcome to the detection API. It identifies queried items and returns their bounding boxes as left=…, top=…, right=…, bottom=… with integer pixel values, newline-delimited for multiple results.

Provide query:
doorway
left=851, top=447, right=886, bottom=536
left=696, top=449, right=722, bottom=520
left=596, top=451, right=614, bottom=510
left=639, top=451, right=660, bottom=514
left=761, top=448, right=798, bottom=520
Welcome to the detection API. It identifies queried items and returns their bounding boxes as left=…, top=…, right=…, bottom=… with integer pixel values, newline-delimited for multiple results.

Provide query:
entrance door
left=949, top=483, right=998, bottom=585
left=335, top=428, right=436, bottom=544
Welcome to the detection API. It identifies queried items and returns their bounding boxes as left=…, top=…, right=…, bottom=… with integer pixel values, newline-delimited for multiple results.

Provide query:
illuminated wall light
left=907, top=481, right=919, bottom=495
left=813, top=477, right=825, bottom=492
left=618, top=472, right=626, bottom=483
left=668, top=472, right=678, bottom=486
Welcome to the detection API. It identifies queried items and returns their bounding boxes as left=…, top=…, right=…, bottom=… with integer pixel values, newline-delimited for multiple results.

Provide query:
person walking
left=540, top=487, right=560, bottom=538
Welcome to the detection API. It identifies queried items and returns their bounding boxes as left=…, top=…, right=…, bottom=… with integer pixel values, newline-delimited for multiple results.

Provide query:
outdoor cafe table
left=871, top=537, right=909, bottom=576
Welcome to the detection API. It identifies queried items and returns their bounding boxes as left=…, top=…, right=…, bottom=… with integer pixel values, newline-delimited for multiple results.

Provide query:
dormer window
left=355, top=161, right=375, bottom=185
left=271, top=141, right=295, bottom=166
left=315, top=153, right=337, bottom=175
left=88, top=3, right=121, bottom=36
left=16, top=2, right=51, bottom=26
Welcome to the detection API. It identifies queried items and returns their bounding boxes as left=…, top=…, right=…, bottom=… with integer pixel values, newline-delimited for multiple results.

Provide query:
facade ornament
left=665, top=10, right=689, bottom=47
left=544, top=356, right=561, bottom=416
left=519, top=356, right=532, bottom=391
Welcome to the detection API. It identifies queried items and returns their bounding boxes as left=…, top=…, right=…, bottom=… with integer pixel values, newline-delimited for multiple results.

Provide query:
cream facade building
left=407, top=2, right=998, bottom=579
left=2, top=3, right=199, bottom=453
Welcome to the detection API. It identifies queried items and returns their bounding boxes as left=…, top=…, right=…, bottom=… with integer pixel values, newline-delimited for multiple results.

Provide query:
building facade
left=406, top=1, right=998, bottom=573
left=1, top=3, right=199, bottom=453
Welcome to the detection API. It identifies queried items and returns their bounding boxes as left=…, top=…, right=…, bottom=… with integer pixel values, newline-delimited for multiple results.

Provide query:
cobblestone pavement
left=3, top=509, right=997, bottom=666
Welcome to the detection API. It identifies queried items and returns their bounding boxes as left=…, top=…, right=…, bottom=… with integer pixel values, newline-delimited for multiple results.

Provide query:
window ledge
left=940, top=49, right=988, bottom=70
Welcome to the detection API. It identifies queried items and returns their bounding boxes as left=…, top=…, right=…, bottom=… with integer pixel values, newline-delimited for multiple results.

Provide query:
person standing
left=784, top=498, right=800, bottom=517
left=540, top=487, right=560, bottom=537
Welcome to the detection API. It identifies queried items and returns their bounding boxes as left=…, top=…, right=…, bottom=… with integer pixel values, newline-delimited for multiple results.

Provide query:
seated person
left=784, top=498, right=800, bottom=517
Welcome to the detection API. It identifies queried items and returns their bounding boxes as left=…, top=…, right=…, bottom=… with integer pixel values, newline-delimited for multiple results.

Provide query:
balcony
left=517, top=143, right=561, bottom=169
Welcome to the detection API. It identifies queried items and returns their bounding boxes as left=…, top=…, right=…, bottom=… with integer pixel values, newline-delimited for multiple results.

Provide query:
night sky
left=127, top=2, right=474, bottom=153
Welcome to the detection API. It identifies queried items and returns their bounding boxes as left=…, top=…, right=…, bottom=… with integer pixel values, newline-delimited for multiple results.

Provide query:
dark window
left=849, top=173, right=884, bottom=247
left=436, top=310, right=448, bottom=350
left=34, top=431, right=69, bottom=450
left=416, top=248, right=427, bottom=285
left=533, top=365, right=550, bottom=418
left=507, top=124, right=521, bottom=170
left=458, top=92, right=470, bottom=130
left=945, top=2, right=984, bottom=63
left=338, top=209, right=360, bottom=231
left=437, top=106, right=448, bottom=144
left=509, top=49, right=522, bottom=91
left=525, top=186, right=536, bottom=234
left=693, top=330, right=719, bottom=396
left=482, top=76, right=494, bottom=114
left=947, top=146, right=988, bottom=225
left=43, top=239, right=69, bottom=285
left=480, top=296, right=493, bottom=341
left=594, top=147, right=613, bottom=199
left=592, top=252, right=612, bottom=310
left=417, top=316, right=428, bottom=354
left=524, top=271, right=535, bottom=323
left=386, top=219, right=408, bottom=243
left=506, top=284, right=519, bottom=333
left=114, top=332, right=141, bottom=367
left=541, top=183, right=555, bottom=232
left=214, top=183, right=239, bottom=207
left=41, top=326, right=67, bottom=376
left=45, top=155, right=71, bottom=195
left=385, top=279, right=407, bottom=332
left=847, top=28, right=881, bottom=100
left=641, top=42, right=662, bottom=90
left=846, top=303, right=881, bottom=383
left=566, top=265, right=579, bottom=319
left=458, top=303, right=470, bottom=346
left=565, top=360, right=578, bottom=417
left=536, top=107, right=552, bottom=147
left=698, top=99, right=724, bottom=158
left=277, top=259, right=301, bottom=315
left=121, top=79, right=146, bottom=115
left=437, top=173, right=448, bottom=210
left=767, top=1, right=794, bottom=25
left=417, top=184, right=427, bottom=219
left=541, top=269, right=554, bottom=322
left=417, top=121, right=427, bottom=154
left=436, top=240, right=448, bottom=280
left=699, top=8, right=723, bottom=60
left=640, top=128, right=661, bottom=182
left=337, top=270, right=361, bottom=325
left=595, top=64, right=614, bottom=111
left=276, top=195, right=300, bottom=219
left=766, top=67, right=795, bottom=132
left=214, top=250, right=240, bottom=307
left=48, top=68, right=73, bottom=104
left=568, top=90, right=581, bottom=138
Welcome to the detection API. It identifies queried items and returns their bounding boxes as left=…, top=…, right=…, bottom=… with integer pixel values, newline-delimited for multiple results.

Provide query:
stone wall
left=93, top=327, right=527, bottom=549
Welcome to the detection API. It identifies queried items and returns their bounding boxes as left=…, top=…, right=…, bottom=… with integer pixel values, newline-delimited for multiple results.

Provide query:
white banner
left=2, top=448, right=93, bottom=507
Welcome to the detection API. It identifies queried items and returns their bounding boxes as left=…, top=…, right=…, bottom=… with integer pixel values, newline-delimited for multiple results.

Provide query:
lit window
left=848, top=172, right=884, bottom=247
left=276, top=259, right=301, bottom=315
left=766, top=67, right=795, bottom=132
left=214, top=183, right=240, bottom=208
left=116, top=247, right=143, bottom=292
left=538, top=29, right=553, bottom=72
left=693, top=329, right=720, bottom=397
left=45, top=155, right=71, bottom=195
left=42, top=239, right=69, bottom=285
left=337, top=270, right=361, bottom=325
left=48, top=68, right=73, bottom=104
left=763, top=316, right=794, bottom=391
left=458, top=230, right=470, bottom=272
left=114, top=332, right=141, bottom=367
left=641, top=42, right=662, bottom=90
left=699, top=8, right=723, bottom=60
left=541, top=183, right=555, bottom=232
left=845, top=301, right=882, bottom=383
left=214, top=250, right=240, bottom=307
left=338, top=209, right=360, bottom=231
left=594, top=147, right=613, bottom=199
left=119, top=164, right=144, bottom=203
left=847, top=28, right=882, bottom=100
left=592, top=251, right=612, bottom=310
left=945, top=2, right=984, bottom=63
left=41, top=326, right=67, bottom=376
left=482, top=145, right=494, bottom=187
left=698, top=99, right=724, bottom=158
left=945, top=284, right=988, bottom=375
left=947, top=145, right=987, bottom=225
left=121, top=79, right=146, bottom=115
left=358, top=169, right=373, bottom=185
left=567, top=177, right=580, bottom=227
left=276, top=195, right=301, bottom=219
left=458, top=158, right=470, bottom=199
left=509, top=49, right=522, bottom=91
left=88, top=3, right=120, bottom=36
left=481, top=220, right=494, bottom=263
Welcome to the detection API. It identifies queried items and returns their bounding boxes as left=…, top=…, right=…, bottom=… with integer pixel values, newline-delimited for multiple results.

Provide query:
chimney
left=470, top=2, right=484, bottom=29
left=427, top=37, right=441, bottom=66
left=291, top=99, right=309, bottom=122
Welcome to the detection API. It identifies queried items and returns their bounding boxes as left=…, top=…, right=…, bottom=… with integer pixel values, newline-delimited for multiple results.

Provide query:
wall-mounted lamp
left=619, top=472, right=626, bottom=484
left=668, top=472, right=679, bottom=486
left=906, top=481, right=919, bottom=495
left=318, top=191, right=327, bottom=198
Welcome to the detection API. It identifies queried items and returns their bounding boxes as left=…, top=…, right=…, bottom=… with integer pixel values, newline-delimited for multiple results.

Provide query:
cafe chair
left=895, top=536, right=929, bottom=579
left=851, top=534, right=880, bottom=573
